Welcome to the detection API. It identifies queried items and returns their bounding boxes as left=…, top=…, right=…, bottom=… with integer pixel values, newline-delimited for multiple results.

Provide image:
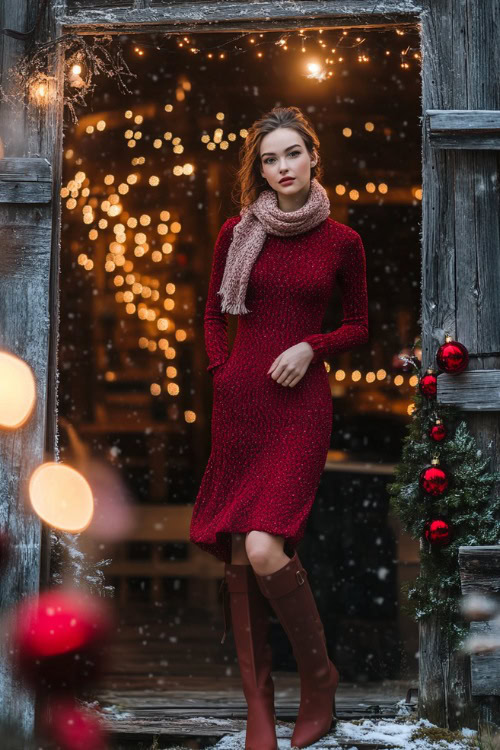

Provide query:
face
left=259, top=127, right=317, bottom=197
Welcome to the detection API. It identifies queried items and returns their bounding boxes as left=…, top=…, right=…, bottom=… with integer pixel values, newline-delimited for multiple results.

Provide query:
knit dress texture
left=189, top=214, right=369, bottom=564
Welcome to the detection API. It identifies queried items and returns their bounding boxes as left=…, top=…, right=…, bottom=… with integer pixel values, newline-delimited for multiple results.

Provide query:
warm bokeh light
left=29, top=462, right=94, bottom=532
left=0, top=350, right=36, bottom=429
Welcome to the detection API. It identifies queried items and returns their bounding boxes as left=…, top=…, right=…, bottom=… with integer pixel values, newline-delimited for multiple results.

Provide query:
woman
left=189, top=105, right=369, bottom=749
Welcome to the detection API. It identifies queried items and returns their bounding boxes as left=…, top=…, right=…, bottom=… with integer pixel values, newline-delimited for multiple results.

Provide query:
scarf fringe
left=217, top=290, right=251, bottom=315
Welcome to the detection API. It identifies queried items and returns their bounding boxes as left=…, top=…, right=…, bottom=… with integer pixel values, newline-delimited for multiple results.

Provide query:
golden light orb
left=0, top=351, right=36, bottom=429
left=29, top=462, right=94, bottom=532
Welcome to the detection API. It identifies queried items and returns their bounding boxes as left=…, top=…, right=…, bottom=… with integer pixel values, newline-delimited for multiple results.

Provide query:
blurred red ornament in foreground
left=8, top=587, right=114, bottom=692
left=40, top=697, right=108, bottom=750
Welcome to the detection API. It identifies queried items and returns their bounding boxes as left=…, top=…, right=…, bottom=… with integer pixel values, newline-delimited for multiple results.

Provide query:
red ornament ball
left=419, top=369, right=438, bottom=399
left=419, top=461, right=449, bottom=496
left=429, top=420, right=447, bottom=442
left=9, top=587, right=114, bottom=693
left=424, top=517, right=452, bottom=547
left=436, top=336, right=469, bottom=374
left=41, top=697, right=107, bottom=750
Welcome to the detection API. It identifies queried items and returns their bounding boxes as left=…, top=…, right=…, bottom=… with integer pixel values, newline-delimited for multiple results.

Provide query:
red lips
left=279, top=177, right=295, bottom=184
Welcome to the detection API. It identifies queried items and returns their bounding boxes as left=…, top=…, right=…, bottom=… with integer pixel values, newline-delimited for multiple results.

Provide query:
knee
left=245, top=531, right=280, bottom=567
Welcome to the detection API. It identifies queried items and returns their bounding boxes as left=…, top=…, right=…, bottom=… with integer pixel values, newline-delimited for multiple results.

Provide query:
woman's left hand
left=267, top=342, right=314, bottom=387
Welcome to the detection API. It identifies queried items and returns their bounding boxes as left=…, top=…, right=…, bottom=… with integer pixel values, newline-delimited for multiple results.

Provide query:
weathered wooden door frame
left=3, top=0, right=500, bottom=739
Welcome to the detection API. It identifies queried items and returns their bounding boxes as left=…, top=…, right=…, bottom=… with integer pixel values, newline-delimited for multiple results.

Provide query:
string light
left=125, top=26, right=419, bottom=72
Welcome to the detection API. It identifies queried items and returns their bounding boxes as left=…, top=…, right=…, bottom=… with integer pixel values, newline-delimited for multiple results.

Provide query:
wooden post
left=0, top=0, right=63, bottom=739
left=420, top=0, right=500, bottom=730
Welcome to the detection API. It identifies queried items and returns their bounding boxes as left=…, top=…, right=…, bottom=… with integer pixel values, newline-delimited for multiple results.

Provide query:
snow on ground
left=207, top=715, right=479, bottom=750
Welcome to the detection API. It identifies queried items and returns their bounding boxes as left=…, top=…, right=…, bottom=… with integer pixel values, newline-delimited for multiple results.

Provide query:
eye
left=264, top=150, right=301, bottom=164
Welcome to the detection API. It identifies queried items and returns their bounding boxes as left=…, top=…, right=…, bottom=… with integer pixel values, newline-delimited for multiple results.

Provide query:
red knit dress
left=189, top=214, right=369, bottom=564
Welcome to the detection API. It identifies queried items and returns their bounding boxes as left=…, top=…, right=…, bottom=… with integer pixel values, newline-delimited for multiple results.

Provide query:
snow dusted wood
left=459, top=547, right=500, bottom=697
left=427, top=110, right=500, bottom=149
left=420, top=0, right=500, bottom=733
left=60, top=0, right=424, bottom=32
left=437, top=370, right=500, bottom=410
left=0, top=0, right=62, bottom=742
left=0, top=158, right=52, bottom=203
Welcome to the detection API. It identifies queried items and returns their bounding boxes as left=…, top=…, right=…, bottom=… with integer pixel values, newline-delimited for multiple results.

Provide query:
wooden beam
left=427, top=110, right=500, bottom=149
left=420, top=0, right=500, bottom=730
left=60, top=0, right=423, bottom=33
left=436, top=370, right=500, bottom=411
left=0, top=0, right=63, bottom=738
left=459, top=546, right=500, bottom=593
left=0, top=158, right=52, bottom=203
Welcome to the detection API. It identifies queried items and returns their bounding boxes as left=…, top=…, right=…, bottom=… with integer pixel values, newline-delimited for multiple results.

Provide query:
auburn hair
left=230, top=105, right=324, bottom=211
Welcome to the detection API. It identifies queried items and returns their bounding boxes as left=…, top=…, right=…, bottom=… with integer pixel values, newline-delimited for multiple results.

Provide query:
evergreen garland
left=387, top=354, right=500, bottom=650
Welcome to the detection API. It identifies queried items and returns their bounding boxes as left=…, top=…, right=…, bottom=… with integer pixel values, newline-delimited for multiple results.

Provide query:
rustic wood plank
left=0, top=203, right=52, bottom=731
left=60, top=0, right=423, bottom=32
left=436, top=371, right=500, bottom=410
left=420, top=0, right=500, bottom=731
left=0, top=0, right=62, bottom=741
left=458, top=547, right=500, bottom=697
left=93, top=681, right=417, bottom=738
left=427, top=110, right=500, bottom=149
left=459, top=546, right=500, bottom=593
left=468, top=621, right=500, bottom=697
left=0, top=158, right=52, bottom=203
left=66, top=0, right=133, bottom=10
left=0, top=157, right=51, bottom=180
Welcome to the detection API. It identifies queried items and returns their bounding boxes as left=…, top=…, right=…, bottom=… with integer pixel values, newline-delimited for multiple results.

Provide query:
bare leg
left=245, top=531, right=290, bottom=576
left=231, top=533, right=251, bottom=564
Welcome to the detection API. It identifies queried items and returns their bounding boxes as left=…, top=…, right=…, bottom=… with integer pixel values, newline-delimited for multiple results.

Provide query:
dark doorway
left=57, top=24, right=422, bottom=696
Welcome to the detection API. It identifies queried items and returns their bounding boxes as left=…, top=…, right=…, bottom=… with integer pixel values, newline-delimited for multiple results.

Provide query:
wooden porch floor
left=94, top=677, right=418, bottom=748
left=86, top=603, right=418, bottom=748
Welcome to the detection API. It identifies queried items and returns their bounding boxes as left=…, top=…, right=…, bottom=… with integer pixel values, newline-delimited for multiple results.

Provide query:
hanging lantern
left=419, top=368, right=438, bottom=399
left=419, top=456, right=449, bottom=496
left=429, top=417, right=447, bottom=442
left=66, top=55, right=88, bottom=91
left=424, top=517, right=453, bottom=548
left=436, top=334, right=469, bottom=374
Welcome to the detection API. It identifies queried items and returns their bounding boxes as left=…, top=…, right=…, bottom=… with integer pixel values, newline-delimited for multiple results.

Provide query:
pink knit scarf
left=217, top=177, right=331, bottom=314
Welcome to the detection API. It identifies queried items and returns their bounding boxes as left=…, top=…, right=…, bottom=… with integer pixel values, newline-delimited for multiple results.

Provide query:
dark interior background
left=57, top=25, right=422, bottom=688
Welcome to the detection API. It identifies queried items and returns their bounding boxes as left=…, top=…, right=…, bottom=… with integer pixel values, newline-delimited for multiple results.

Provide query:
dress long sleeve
left=204, top=218, right=236, bottom=374
left=300, top=231, right=369, bottom=364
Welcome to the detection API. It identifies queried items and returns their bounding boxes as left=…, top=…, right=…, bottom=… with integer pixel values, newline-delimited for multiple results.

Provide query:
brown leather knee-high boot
left=219, top=563, right=278, bottom=750
left=253, top=551, right=339, bottom=749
